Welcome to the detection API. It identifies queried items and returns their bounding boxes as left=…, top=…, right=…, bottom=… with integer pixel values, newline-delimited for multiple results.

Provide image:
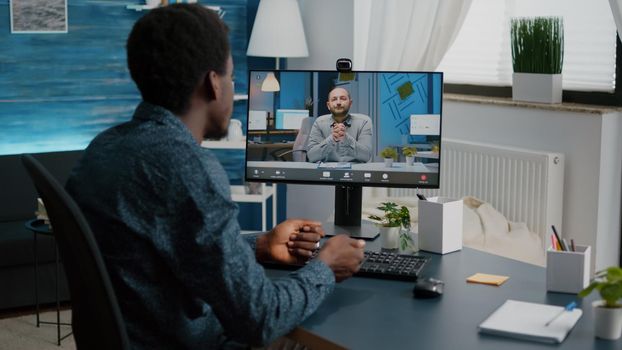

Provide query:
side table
left=25, top=218, right=72, bottom=346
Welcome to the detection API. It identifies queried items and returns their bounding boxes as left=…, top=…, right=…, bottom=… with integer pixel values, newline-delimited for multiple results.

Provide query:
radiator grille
left=387, top=139, right=564, bottom=244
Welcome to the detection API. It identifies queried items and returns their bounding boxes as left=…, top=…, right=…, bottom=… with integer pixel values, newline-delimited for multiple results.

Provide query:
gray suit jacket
left=306, top=113, right=373, bottom=163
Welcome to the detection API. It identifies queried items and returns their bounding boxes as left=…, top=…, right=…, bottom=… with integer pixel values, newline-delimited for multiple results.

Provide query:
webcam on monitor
left=336, top=58, right=352, bottom=72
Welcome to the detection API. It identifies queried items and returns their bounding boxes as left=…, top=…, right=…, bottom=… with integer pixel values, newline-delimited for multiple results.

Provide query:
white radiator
left=378, top=138, right=564, bottom=246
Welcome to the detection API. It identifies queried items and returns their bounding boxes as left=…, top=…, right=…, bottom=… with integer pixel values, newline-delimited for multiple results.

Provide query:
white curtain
left=611, top=0, right=622, bottom=35
left=353, top=0, right=473, bottom=71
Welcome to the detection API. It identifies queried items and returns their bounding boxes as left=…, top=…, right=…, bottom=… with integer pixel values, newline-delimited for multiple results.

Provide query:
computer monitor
left=245, top=70, right=443, bottom=239
left=248, top=110, right=268, bottom=131
left=275, top=109, right=309, bottom=130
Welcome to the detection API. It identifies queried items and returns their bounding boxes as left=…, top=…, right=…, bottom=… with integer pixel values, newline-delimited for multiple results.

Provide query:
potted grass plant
left=402, top=146, right=417, bottom=166
left=380, top=147, right=398, bottom=168
left=578, top=266, right=622, bottom=340
left=368, top=202, right=415, bottom=251
left=511, top=17, right=564, bottom=103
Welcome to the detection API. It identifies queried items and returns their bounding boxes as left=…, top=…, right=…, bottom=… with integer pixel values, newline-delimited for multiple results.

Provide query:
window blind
left=437, top=0, right=618, bottom=92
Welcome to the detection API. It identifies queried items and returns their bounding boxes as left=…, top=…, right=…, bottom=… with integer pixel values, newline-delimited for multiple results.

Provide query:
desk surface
left=269, top=246, right=618, bottom=349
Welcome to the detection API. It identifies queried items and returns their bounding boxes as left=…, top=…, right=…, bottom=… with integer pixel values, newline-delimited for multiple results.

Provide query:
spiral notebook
left=478, top=300, right=582, bottom=344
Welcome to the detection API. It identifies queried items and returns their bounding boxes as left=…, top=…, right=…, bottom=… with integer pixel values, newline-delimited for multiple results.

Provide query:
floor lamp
left=247, top=0, right=309, bottom=73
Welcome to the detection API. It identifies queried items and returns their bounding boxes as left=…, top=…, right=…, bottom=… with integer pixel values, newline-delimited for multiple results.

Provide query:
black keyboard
left=262, top=251, right=429, bottom=282
left=357, top=251, right=429, bottom=281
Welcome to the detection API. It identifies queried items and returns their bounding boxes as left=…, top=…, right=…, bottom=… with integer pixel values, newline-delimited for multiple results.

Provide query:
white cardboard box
left=546, top=245, right=591, bottom=294
left=418, top=197, right=463, bottom=254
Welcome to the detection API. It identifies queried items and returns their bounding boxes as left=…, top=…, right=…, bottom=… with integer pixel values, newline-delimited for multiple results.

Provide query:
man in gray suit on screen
left=306, top=87, right=373, bottom=163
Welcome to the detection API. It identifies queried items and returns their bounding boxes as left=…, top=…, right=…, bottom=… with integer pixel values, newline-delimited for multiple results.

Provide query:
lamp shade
left=261, top=72, right=280, bottom=92
left=247, top=0, right=309, bottom=58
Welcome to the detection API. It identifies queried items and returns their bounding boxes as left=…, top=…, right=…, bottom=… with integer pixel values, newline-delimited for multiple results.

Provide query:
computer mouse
left=413, top=277, right=444, bottom=299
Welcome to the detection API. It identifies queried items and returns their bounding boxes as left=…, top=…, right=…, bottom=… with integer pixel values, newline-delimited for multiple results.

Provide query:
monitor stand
left=324, top=185, right=379, bottom=240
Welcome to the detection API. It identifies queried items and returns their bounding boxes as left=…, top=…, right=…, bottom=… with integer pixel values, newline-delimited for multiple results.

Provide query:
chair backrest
left=292, top=117, right=315, bottom=162
left=21, top=154, right=130, bottom=350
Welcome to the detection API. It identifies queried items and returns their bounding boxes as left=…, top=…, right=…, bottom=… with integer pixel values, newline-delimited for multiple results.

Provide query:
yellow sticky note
left=466, top=273, right=509, bottom=286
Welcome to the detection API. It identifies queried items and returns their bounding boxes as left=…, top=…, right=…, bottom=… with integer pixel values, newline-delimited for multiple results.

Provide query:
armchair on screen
left=274, top=117, right=314, bottom=162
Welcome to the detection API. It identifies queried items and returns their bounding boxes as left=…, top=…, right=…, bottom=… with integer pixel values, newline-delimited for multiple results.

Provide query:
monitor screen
left=245, top=70, right=442, bottom=188
left=275, top=109, right=309, bottom=130
left=248, top=110, right=268, bottom=131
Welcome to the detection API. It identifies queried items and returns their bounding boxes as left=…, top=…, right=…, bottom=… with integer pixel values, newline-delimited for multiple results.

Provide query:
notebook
left=478, top=300, right=582, bottom=344
left=466, top=273, right=509, bottom=286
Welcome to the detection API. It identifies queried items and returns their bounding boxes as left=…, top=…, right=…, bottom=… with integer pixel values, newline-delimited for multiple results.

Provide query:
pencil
left=551, top=225, right=566, bottom=251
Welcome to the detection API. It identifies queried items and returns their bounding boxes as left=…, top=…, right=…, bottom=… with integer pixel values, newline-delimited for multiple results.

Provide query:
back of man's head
left=127, top=4, right=229, bottom=115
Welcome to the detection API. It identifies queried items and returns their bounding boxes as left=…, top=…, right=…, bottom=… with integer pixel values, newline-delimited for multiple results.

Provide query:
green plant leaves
left=368, top=202, right=410, bottom=228
left=578, top=281, right=599, bottom=298
left=606, top=266, right=622, bottom=282
left=402, top=146, right=417, bottom=157
left=399, top=231, right=414, bottom=251
left=600, top=283, right=622, bottom=308
left=579, top=266, right=622, bottom=307
left=380, top=147, right=398, bottom=159
left=511, top=17, right=564, bottom=74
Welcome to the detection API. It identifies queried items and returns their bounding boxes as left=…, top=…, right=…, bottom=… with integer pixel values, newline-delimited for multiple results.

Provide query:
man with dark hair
left=307, top=87, right=373, bottom=163
left=66, top=4, right=365, bottom=349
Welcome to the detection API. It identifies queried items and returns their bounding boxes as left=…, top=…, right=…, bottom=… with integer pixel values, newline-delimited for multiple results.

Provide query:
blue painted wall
left=0, top=0, right=141, bottom=155
left=0, top=0, right=288, bottom=230
left=0, top=0, right=248, bottom=159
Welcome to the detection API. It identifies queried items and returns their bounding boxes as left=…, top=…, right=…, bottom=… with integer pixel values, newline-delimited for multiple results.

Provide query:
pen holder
left=546, top=245, right=591, bottom=294
left=418, top=197, right=463, bottom=254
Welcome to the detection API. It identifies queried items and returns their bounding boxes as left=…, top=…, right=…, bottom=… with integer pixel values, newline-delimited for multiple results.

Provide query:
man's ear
left=204, top=71, right=220, bottom=101
left=326, top=101, right=331, bottom=110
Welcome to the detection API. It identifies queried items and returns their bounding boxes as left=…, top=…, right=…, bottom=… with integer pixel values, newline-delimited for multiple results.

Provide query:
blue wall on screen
left=278, top=72, right=310, bottom=109
left=378, top=73, right=442, bottom=152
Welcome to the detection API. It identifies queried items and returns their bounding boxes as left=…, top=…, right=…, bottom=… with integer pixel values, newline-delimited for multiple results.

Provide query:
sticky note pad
left=466, top=273, right=509, bottom=286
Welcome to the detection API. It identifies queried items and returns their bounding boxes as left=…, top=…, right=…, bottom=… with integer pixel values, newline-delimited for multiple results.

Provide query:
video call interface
left=245, top=70, right=442, bottom=187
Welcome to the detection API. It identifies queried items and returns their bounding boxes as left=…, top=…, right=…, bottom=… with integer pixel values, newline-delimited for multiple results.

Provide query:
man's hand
left=317, top=235, right=365, bottom=282
left=331, top=123, right=346, bottom=142
left=256, top=219, right=324, bottom=264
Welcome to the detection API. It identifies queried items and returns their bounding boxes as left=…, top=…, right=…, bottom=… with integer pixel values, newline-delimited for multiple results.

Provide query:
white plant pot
left=384, top=158, right=394, bottom=168
left=593, top=301, right=622, bottom=340
left=512, top=73, right=562, bottom=104
left=379, top=226, right=400, bottom=250
left=405, top=156, right=415, bottom=166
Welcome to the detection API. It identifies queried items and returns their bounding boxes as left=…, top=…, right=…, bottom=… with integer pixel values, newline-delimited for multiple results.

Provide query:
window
left=438, top=0, right=618, bottom=95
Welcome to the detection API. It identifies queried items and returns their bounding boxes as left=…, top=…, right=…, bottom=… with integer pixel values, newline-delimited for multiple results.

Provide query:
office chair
left=21, top=154, right=130, bottom=350
left=275, top=117, right=315, bottom=161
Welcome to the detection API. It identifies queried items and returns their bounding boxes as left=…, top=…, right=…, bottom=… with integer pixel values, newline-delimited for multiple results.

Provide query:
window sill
left=444, top=93, right=622, bottom=115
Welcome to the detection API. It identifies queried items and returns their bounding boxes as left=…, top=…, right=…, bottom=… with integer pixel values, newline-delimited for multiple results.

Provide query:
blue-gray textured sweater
left=65, top=102, right=335, bottom=349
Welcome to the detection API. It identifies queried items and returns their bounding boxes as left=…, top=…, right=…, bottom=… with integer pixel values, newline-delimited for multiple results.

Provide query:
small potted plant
left=510, top=16, right=564, bottom=103
left=368, top=202, right=414, bottom=251
left=578, top=266, right=622, bottom=340
left=402, top=146, right=417, bottom=166
left=380, top=147, right=397, bottom=168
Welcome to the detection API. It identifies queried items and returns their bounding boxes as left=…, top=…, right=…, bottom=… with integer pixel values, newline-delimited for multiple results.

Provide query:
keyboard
left=357, top=251, right=429, bottom=281
left=262, top=251, right=429, bottom=282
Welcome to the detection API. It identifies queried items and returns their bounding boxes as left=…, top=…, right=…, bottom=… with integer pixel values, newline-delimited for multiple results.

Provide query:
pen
left=545, top=301, right=577, bottom=326
left=570, top=239, right=576, bottom=252
left=551, top=225, right=566, bottom=251
left=562, top=239, right=571, bottom=252
left=417, top=194, right=427, bottom=201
